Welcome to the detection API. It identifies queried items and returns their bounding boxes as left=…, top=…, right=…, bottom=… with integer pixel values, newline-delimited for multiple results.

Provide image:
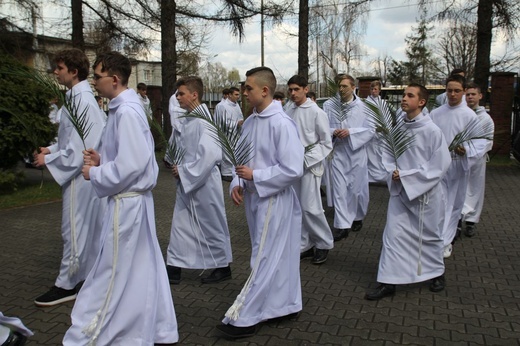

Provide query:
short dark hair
left=273, top=91, right=285, bottom=100
left=176, top=76, right=204, bottom=102
left=229, top=86, right=240, bottom=93
left=407, top=83, right=429, bottom=109
left=245, top=66, right=277, bottom=97
left=93, top=51, right=131, bottom=86
left=222, top=88, right=230, bottom=96
left=94, top=95, right=102, bottom=101
left=306, top=91, right=316, bottom=100
left=446, top=74, right=466, bottom=89
left=450, top=68, right=465, bottom=76
left=137, top=82, right=147, bottom=91
left=466, top=82, right=481, bottom=93
left=54, top=48, right=90, bottom=81
left=287, top=75, right=308, bottom=87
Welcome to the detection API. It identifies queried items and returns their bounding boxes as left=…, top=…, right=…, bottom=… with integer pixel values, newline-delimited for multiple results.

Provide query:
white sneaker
left=443, top=244, right=453, bottom=258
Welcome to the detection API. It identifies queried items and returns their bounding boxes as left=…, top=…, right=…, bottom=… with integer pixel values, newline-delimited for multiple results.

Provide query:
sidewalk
left=1, top=165, right=519, bottom=345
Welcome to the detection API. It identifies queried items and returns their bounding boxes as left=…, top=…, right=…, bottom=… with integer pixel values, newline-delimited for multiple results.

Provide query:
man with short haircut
left=461, top=83, right=494, bottom=237
left=285, top=75, right=333, bottom=264
left=365, top=83, right=451, bottom=300
left=136, top=82, right=152, bottom=118
left=214, top=86, right=244, bottom=181
left=365, top=80, right=388, bottom=183
left=435, top=69, right=466, bottom=106
left=218, top=67, right=304, bottom=338
left=324, top=74, right=374, bottom=241
left=166, top=76, right=233, bottom=285
left=65, top=51, right=178, bottom=345
left=33, top=48, right=105, bottom=308
left=430, top=75, right=478, bottom=258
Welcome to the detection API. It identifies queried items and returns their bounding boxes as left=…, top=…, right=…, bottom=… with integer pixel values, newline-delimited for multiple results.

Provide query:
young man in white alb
left=285, top=75, right=333, bottom=264
left=430, top=75, right=478, bottom=258
left=461, top=82, right=494, bottom=237
left=33, top=48, right=105, bottom=308
left=365, top=83, right=451, bottom=300
left=324, top=74, right=374, bottom=241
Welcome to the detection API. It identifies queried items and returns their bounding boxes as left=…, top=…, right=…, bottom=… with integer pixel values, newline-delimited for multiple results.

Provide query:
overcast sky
left=193, top=1, right=433, bottom=82
left=3, top=0, right=516, bottom=83
left=192, top=0, right=515, bottom=83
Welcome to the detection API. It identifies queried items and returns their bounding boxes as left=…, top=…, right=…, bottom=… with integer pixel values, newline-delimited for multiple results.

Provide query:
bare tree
left=309, top=0, right=369, bottom=85
left=418, top=0, right=520, bottom=101
left=435, top=20, right=477, bottom=81
left=371, top=54, right=392, bottom=86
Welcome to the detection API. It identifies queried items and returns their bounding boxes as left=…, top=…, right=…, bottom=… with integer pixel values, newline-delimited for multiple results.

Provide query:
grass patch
left=0, top=179, right=61, bottom=210
left=488, top=153, right=519, bottom=166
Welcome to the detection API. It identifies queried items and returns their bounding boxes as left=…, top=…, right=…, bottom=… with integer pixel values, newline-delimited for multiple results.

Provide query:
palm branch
left=448, top=117, right=494, bottom=152
left=362, top=98, right=416, bottom=170
left=1, top=65, right=94, bottom=150
left=148, top=117, right=186, bottom=165
left=62, top=94, right=93, bottom=150
left=182, top=104, right=254, bottom=167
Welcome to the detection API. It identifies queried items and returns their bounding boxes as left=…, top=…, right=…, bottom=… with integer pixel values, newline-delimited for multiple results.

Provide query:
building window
left=144, top=69, right=152, bottom=82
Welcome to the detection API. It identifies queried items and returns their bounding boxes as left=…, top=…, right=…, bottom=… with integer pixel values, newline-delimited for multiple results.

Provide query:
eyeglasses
left=92, top=74, right=113, bottom=81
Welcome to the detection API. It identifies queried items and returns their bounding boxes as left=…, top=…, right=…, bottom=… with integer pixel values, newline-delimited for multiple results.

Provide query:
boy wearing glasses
left=430, top=75, right=478, bottom=259
left=65, top=51, right=178, bottom=345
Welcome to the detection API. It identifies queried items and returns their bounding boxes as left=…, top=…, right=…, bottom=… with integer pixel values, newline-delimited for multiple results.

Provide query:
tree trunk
left=161, top=0, right=177, bottom=138
left=474, top=0, right=493, bottom=104
left=298, top=0, right=309, bottom=79
left=71, top=0, right=84, bottom=50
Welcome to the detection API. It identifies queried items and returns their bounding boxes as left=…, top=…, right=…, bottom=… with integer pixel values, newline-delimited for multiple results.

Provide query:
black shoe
left=34, top=286, right=77, bottom=307
left=2, top=330, right=28, bottom=346
left=74, top=280, right=85, bottom=293
left=167, top=265, right=181, bottom=284
left=465, top=222, right=476, bottom=237
left=429, top=275, right=445, bottom=292
left=216, top=324, right=258, bottom=339
left=364, top=284, right=396, bottom=300
left=300, top=247, right=315, bottom=260
left=311, top=249, right=329, bottom=264
left=201, top=266, right=232, bottom=284
left=351, top=220, right=363, bottom=232
left=333, top=228, right=350, bottom=242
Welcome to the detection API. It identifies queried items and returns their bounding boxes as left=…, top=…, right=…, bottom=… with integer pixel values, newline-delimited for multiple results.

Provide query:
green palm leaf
left=182, top=104, right=254, bottom=167
left=62, top=94, right=93, bottom=150
left=448, top=117, right=494, bottom=152
left=362, top=99, right=416, bottom=170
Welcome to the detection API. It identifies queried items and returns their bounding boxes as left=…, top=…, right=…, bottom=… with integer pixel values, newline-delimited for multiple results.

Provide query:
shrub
left=0, top=54, right=57, bottom=170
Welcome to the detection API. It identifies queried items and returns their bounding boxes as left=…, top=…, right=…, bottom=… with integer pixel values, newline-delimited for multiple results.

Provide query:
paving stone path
left=1, top=164, right=519, bottom=345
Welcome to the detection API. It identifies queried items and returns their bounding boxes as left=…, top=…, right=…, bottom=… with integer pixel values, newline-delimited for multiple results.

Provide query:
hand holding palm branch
left=448, top=117, right=494, bottom=154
